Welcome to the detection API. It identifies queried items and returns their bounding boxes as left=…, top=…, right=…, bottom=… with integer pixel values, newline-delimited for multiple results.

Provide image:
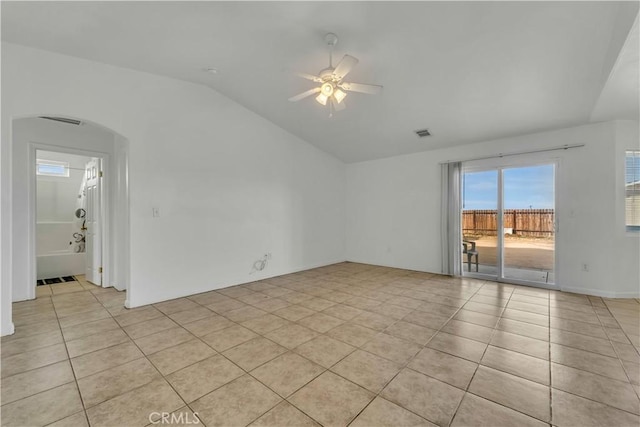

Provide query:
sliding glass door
left=462, top=163, right=556, bottom=286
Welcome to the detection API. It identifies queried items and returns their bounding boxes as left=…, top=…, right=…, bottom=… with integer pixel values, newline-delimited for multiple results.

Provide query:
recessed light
left=204, top=68, right=218, bottom=74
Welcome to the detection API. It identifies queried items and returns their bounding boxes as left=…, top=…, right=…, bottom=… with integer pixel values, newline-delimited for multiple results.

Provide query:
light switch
left=152, top=207, right=160, bottom=218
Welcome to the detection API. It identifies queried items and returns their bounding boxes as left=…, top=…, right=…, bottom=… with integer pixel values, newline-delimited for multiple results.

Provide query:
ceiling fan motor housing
left=319, top=68, right=336, bottom=81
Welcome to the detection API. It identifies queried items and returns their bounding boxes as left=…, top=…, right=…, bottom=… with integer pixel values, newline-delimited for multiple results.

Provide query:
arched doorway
left=8, top=115, right=131, bottom=334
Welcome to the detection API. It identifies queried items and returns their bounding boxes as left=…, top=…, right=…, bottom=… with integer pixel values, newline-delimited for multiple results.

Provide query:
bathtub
left=37, top=222, right=86, bottom=279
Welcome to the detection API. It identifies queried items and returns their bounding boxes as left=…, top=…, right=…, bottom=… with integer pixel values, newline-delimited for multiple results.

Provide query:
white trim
left=560, top=285, right=640, bottom=299
left=497, top=167, right=504, bottom=279
left=127, top=258, right=348, bottom=308
left=111, top=135, right=130, bottom=292
left=27, top=146, right=37, bottom=300
left=344, top=257, right=432, bottom=274
left=553, top=159, right=562, bottom=289
left=26, top=139, right=129, bottom=299
left=101, top=156, right=110, bottom=288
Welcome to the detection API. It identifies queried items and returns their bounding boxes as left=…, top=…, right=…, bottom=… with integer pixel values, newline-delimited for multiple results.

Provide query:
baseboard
left=344, top=258, right=435, bottom=274
left=347, top=259, right=639, bottom=299
left=1, top=322, right=15, bottom=337
left=560, top=285, right=640, bottom=299
left=280, top=259, right=348, bottom=276
left=127, top=258, right=348, bottom=308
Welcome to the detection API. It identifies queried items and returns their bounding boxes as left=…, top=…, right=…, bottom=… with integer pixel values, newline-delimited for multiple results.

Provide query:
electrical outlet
left=152, top=207, right=160, bottom=218
left=581, top=263, right=589, bottom=272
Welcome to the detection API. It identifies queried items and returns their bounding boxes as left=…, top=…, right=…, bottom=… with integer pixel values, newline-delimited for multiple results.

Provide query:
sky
left=463, top=165, right=555, bottom=210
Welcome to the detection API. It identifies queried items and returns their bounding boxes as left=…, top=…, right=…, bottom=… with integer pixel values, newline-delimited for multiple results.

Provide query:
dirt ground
left=463, top=235, right=554, bottom=270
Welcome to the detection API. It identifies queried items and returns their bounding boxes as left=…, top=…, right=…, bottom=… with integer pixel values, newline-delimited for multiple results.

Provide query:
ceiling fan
left=289, top=33, right=382, bottom=116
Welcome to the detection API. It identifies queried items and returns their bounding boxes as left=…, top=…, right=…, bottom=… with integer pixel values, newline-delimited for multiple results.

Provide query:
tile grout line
left=101, top=294, right=213, bottom=427
left=548, top=287, right=553, bottom=426
left=78, top=285, right=211, bottom=427
left=212, top=274, right=471, bottom=426
left=50, top=281, right=95, bottom=427
left=183, top=274, right=395, bottom=425
left=139, top=284, right=348, bottom=426
left=427, top=280, right=498, bottom=426
left=449, top=283, right=535, bottom=425
left=599, top=298, right=640, bottom=400
left=343, top=278, right=492, bottom=426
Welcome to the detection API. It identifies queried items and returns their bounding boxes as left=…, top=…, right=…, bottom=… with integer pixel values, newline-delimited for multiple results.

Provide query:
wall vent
left=415, top=129, right=431, bottom=138
left=39, top=116, right=83, bottom=126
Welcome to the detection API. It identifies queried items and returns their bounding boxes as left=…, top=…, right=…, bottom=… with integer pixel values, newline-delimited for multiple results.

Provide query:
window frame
left=625, top=150, right=640, bottom=233
left=36, top=159, right=70, bottom=177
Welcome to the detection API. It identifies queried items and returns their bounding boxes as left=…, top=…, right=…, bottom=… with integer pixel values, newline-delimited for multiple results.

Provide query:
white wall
left=1, top=42, right=346, bottom=336
left=346, top=120, right=640, bottom=298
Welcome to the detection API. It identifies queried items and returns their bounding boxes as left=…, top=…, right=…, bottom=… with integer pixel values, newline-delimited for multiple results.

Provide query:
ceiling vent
left=39, top=116, right=83, bottom=126
left=415, top=129, right=431, bottom=138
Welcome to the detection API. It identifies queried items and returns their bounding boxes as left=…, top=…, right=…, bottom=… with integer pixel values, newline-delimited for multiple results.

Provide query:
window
left=626, top=150, right=640, bottom=232
left=36, top=159, right=69, bottom=177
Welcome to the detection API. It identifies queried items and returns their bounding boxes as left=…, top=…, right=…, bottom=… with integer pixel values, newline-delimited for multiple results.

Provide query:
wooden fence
left=462, top=209, right=555, bottom=237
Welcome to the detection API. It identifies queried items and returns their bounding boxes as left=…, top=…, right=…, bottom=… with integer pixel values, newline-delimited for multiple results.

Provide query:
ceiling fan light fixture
left=333, top=88, right=347, bottom=104
left=321, top=82, right=334, bottom=96
left=315, top=93, right=329, bottom=106
left=288, top=33, right=382, bottom=115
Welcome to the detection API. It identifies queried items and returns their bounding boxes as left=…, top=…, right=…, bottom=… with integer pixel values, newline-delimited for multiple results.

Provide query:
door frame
left=29, top=143, right=110, bottom=299
left=84, top=157, right=103, bottom=286
left=461, top=157, right=560, bottom=290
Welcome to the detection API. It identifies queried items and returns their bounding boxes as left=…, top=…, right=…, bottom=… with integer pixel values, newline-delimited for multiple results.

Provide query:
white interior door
left=85, top=158, right=102, bottom=285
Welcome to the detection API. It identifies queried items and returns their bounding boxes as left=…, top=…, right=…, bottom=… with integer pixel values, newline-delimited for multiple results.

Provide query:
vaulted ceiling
left=2, top=1, right=638, bottom=162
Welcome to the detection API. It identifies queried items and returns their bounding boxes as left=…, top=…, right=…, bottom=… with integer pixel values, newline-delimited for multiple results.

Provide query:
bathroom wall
left=36, top=151, right=91, bottom=279
left=37, top=151, right=90, bottom=224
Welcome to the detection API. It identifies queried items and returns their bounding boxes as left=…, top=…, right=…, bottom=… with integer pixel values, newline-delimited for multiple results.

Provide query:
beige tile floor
left=1, top=264, right=639, bottom=427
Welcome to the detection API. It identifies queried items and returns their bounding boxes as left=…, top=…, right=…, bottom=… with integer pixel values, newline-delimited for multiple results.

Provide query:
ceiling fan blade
left=332, top=55, right=359, bottom=81
left=288, top=87, right=321, bottom=102
left=339, top=82, right=383, bottom=95
left=332, top=96, right=346, bottom=111
left=296, top=72, right=323, bottom=83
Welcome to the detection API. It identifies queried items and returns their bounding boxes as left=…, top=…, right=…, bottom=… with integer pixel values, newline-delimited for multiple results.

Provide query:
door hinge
left=98, top=267, right=103, bottom=274
left=99, top=171, right=103, bottom=178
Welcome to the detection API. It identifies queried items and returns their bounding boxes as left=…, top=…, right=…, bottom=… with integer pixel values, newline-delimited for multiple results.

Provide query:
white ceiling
left=2, top=1, right=638, bottom=163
